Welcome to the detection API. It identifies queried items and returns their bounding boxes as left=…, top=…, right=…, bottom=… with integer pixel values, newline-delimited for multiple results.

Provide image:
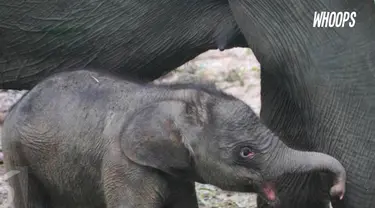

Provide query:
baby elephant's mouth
left=255, top=181, right=279, bottom=206
left=261, top=182, right=276, bottom=200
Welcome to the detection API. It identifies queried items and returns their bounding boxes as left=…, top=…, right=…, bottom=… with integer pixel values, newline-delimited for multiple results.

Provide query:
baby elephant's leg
left=2, top=130, right=50, bottom=208
left=3, top=158, right=49, bottom=208
left=164, top=178, right=199, bottom=208
left=102, top=149, right=169, bottom=208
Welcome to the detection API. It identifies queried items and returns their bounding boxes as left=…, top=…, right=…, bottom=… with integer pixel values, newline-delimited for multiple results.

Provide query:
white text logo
left=313, top=11, right=356, bottom=27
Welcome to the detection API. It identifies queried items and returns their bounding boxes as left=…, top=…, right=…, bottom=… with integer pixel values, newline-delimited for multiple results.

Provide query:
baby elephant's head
left=122, top=86, right=346, bottom=205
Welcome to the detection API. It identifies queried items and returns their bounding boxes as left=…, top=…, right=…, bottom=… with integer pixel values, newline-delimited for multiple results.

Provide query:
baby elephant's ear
left=121, top=101, right=193, bottom=175
left=184, top=100, right=209, bottom=126
left=181, top=92, right=211, bottom=127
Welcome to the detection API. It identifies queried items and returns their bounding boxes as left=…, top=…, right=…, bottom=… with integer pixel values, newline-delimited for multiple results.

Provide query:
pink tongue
left=263, top=183, right=276, bottom=201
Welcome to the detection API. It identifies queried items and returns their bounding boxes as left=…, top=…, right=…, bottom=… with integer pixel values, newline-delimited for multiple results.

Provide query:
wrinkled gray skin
left=0, top=0, right=247, bottom=89
left=2, top=70, right=346, bottom=208
left=1, top=0, right=374, bottom=208
left=228, top=1, right=375, bottom=208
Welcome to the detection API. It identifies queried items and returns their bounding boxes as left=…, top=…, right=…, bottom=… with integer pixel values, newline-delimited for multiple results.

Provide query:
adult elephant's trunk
left=265, top=138, right=346, bottom=199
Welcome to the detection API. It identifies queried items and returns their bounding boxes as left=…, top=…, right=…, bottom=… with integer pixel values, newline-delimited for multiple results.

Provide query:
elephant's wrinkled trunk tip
left=330, top=174, right=346, bottom=200
left=323, top=156, right=346, bottom=200
left=271, top=141, right=347, bottom=200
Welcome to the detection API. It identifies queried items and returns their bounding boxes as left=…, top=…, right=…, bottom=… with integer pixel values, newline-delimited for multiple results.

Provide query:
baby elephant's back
left=1, top=70, right=138, bottom=206
left=4, top=69, right=134, bottom=147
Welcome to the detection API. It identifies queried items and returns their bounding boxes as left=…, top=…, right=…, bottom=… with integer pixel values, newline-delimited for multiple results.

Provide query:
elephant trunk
left=265, top=138, right=346, bottom=199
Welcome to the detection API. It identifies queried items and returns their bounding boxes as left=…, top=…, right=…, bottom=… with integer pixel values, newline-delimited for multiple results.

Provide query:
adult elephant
left=0, top=0, right=247, bottom=89
left=228, top=0, right=375, bottom=208
left=0, top=1, right=374, bottom=208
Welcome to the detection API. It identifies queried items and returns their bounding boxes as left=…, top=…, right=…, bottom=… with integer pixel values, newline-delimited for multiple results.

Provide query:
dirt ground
left=0, top=47, right=261, bottom=207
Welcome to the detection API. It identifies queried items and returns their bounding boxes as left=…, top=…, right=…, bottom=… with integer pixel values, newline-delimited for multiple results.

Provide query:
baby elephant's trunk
left=265, top=138, right=346, bottom=199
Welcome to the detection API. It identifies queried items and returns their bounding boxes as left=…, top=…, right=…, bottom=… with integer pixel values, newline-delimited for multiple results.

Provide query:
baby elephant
left=2, top=70, right=345, bottom=208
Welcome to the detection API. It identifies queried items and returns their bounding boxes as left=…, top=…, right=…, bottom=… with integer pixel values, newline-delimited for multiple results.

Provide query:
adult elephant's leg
left=229, top=0, right=375, bottom=207
left=256, top=68, right=331, bottom=208
left=258, top=59, right=375, bottom=208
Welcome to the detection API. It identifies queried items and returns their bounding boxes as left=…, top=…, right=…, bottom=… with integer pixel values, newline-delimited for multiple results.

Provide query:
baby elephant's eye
left=240, top=147, right=254, bottom=158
